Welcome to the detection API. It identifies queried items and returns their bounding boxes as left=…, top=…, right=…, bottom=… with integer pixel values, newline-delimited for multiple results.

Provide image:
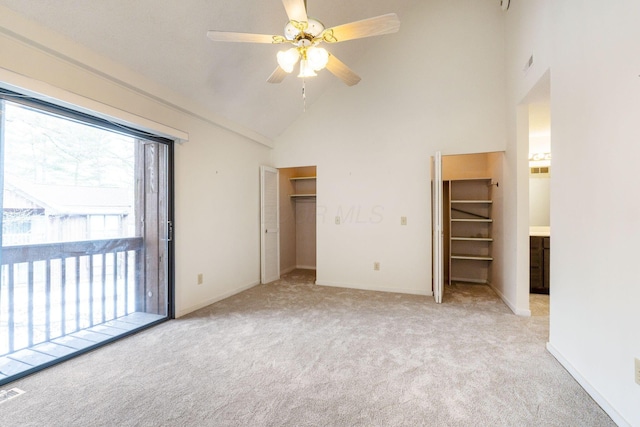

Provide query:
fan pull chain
left=302, top=79, right=307, bottom=112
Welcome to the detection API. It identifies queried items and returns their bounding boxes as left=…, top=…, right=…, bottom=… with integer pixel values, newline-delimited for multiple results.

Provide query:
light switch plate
left=635, top=358, right=640, bottom=385
left=401, top=216, right=407, bottom=226
left=335, top=216, right=340, bottom=225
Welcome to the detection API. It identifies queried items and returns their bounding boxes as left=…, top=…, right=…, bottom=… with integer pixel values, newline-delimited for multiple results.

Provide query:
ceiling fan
left=206, top=0, right=400, bottom=86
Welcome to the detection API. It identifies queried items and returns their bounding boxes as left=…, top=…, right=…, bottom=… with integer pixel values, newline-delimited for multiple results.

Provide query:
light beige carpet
left=530, top=293, right=550, bottom=317
left=1, top=270, right=612, bottom=426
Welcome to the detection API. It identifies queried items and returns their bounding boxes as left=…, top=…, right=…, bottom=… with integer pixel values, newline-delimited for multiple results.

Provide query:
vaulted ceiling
left=0, top=0, right=421, bottom=140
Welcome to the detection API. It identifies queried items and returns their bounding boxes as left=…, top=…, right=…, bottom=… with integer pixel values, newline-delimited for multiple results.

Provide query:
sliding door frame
left=0, top=88, right=175, bottom=385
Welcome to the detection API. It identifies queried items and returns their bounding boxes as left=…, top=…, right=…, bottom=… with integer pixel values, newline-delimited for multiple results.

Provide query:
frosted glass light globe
left=306, top=47, right=329, bottom=71
left=277, top=48, right=300, bottom=73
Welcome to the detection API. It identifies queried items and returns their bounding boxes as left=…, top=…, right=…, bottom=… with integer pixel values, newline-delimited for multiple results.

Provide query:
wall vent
left=530, top=166, right=550, bottom=176
left=0, top=387, right=26, bottom=404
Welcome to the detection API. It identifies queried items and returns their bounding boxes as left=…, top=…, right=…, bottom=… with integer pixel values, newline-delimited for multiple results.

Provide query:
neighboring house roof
left=4, top=177, right=131, bottom=215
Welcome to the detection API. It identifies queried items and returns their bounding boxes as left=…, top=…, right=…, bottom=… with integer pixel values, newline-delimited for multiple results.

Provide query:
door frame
left=432, top=151, right=444, bottom=303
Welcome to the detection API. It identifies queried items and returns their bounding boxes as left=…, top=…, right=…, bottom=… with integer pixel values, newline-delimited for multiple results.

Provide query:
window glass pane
left=3, top=102, right=135, bottom=244
left=0, top=97, right=170, bottom=385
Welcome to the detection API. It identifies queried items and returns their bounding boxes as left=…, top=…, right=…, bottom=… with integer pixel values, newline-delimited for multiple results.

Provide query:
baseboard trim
left=281, top=266, right=296, bottom=275
left=450, top=277, right=488, bottom=284
left=315, top=280, right=431, bottom=296
left=488, top=283, right=531, bottom=316
left=281, top=266, right=317, bottom=275
left=176, top=280, right=260, bottom=318
left=546, top=343, right=630, bottom=427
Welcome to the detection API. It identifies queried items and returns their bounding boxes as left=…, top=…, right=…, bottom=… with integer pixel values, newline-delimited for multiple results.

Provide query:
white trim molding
left=176, top=281, right=260, bottom=318
left=0, top=67, right=189, bottom=142
left=489, top=283, right=531, bottom=316
left=546, top=343, right=631, bottom=427
left=316, top=280, right=431, bottom=296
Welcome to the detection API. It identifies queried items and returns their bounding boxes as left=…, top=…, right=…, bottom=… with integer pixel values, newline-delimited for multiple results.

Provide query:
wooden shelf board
left=451, top=237, right=493, bottom=241
left=290, top=194, right=316, bottom=198
left=451, top=200, right=492, bottom=204
left=451, top=218, right=492, bottom=223
left=449, top=177, right=492, bottom=182
left=290, top=176, right=316, bottom=181
left=450, top=277, right=490, bottom=285
left=451, top=254, right=493, bottom=261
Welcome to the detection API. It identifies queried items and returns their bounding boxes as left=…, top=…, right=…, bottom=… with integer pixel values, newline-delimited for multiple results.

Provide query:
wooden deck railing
left=0, top=238, right=144, bottom=356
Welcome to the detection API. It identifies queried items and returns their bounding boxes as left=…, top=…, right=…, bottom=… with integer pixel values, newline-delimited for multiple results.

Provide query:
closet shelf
left=290, top=176, right=316, bottom=181
left=451, top=200, right=492, bottom=204
left=290, top=176, right=316, bottom=200
left=290, top=194, right=316, bottom=199
left=451, top=254, right=493, bottom=261
left=451, top=237, right=493, bottom=242
left=448, top=178, right=494, bottom=285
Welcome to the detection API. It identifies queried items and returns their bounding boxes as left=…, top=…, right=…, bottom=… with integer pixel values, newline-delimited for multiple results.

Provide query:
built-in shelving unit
left=449, top=178, right=493, bottom=285
left=289, top=176, right=316, bottom=199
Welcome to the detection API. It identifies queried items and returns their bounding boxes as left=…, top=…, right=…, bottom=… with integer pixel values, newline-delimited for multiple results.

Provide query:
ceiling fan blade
left=206, top=31, right=285, bottom=44
left=282, top=0, right=308, bottom=23
left=325, top=54, right=361, bottom=86
left=322, top=13, right=400, bottom=43
left=267, top=66, right=289, bottom=84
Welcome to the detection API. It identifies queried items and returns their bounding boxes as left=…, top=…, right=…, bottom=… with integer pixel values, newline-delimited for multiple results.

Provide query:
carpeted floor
left=529, top=292, right=550, bottom=317
left=1, top=270, right=613, bottom=426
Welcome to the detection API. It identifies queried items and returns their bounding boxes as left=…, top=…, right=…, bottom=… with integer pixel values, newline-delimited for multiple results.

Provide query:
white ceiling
left=0, top=0, right=418, bottom=139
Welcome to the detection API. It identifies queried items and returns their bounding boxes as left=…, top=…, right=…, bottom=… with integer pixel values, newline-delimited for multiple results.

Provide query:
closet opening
left=279, top=166, right=316, bottom=281
left=432, top=151, right=504, bottom=303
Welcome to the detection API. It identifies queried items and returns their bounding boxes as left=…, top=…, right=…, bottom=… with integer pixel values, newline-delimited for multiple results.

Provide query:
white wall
left=503, top=0, right=553, bottom=316
left=442, top=153, right=493, bottom=181
left=547, top=1, right=640, bottom=425
left=0, top=7, right=271, bottom=318
left=295, top=199, right=316, bottom=269
left=506, top=0, right=640, bottom=424
left=273, top=0, right=506, bottom=295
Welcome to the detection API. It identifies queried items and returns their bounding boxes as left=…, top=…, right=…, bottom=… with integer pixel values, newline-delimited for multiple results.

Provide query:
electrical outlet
left=374, top=262, right=380, bottom=271
left=401, top=216, right=407, bottom=226
left=197, top=273, right=203, bottom=285
left=635, top=358, right=640, bottom=385
left=335, top=216, right=341, bottom=225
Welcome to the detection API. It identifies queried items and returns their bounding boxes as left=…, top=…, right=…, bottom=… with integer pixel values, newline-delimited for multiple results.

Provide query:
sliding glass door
left=0, top=91, right=172, bottom=385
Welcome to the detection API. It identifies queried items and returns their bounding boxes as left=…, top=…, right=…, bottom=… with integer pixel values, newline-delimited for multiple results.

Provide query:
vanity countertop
left=530, top=226, right=550, bottom=237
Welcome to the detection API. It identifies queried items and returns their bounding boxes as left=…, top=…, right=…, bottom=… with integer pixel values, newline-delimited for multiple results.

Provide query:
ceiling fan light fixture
left=298, top=59, right=318, bottom=78
left=306, top=46, right=329, bottom=71
left=277, top=47, right=301, bottom=73
left=207, top=1, right=401, bottom=87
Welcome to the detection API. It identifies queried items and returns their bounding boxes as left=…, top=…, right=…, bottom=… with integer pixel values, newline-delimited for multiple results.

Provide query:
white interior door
left=432, top=152, right=444, bottom=303
left=260, top=166, right=280, bottom=284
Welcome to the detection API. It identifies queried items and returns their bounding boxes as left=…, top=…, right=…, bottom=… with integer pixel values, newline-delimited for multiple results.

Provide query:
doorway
left=0, top=91, right=172, bottom=385
left=279, top=166, right=316, bottom=279
left=525, top=75, right=551, bottom=317
left=432, top=152, right=504, bottom=303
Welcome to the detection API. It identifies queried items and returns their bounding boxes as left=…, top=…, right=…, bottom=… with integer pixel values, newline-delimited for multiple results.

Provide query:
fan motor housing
left=284, top=18, right=325, bottom=41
